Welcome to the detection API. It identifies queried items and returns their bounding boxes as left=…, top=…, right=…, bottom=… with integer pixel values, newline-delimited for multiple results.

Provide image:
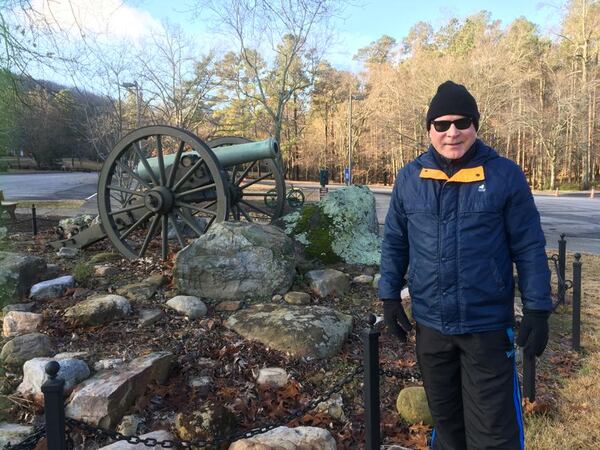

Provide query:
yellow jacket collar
left=419, top=166, right=485, bottom=183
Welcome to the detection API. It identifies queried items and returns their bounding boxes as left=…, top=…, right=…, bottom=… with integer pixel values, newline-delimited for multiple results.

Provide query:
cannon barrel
left=136, top=138, right=279, bottom=180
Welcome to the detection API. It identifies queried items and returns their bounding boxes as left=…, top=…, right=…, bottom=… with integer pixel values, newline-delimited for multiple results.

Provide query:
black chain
left=3, top=425, right=46, bottom=450
left=66, top=364, right=364, bottom=448
left=379, top=366, right=422, bottom=382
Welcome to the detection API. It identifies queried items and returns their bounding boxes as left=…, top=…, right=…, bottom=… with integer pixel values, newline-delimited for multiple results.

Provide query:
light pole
left=121, top=81, right=141, bottom=128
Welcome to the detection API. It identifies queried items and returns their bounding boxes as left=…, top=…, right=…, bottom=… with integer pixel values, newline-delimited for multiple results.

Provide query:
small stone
left=116, top=274, right=167, bottom=301
left=283, top=291, right=311, bottom=305
left=94, top=265, right=119, bottom=278
left=306, top=269, right=350, bottom=298
left=353, top=274, right=374, bottom=284
left=316, top=392, right=346, bottom=421
left=56, top=247, right=79, bottom=258
left=117, top=415, right=143, bottom=436
left=229, top=426, right=335, bottom=449
left=166, top=296, right=207, bottom=319
left=272, top=294, right=283, bottom=302
left=64, top=294, right=131, bottom=327
left=138, top=309, right=163, bottom=327
left=2, top=303, right=35, bottom=314
left=396, top=386, right=433, bottom=425
left=2, top=311, right=43, bottom=337
left=256, top=367, right=288, bottom=388
left=29, top=275, right=75, bottom=300
left=187, top=376, right=213, bottom=395
left=94, top=358, right=125, bottom=371
left=215, top=301, right=243, bottom=312
left=372, top=273, right=381, bottom=289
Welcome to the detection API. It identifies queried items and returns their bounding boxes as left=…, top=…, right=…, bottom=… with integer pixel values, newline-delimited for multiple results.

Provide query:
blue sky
left=137, top=0, right=563, bottom=71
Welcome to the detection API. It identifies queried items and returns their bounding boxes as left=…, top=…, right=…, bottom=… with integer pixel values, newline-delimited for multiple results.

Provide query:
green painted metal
left=136, top=138, right=279, bottom=180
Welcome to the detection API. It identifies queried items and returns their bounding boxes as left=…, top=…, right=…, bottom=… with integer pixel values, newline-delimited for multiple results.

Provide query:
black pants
left=415, top=323, right=524, bottom=450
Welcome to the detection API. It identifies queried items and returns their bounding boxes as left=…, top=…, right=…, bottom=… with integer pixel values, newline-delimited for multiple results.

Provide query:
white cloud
left=28, top=0, right=164, bottom=42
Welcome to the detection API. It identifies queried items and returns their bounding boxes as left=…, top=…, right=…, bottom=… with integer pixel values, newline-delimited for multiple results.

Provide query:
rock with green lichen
left=283, top=185, right=381, bottom=265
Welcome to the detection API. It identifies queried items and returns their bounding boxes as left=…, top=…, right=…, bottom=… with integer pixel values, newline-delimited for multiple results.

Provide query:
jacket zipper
left=438, top=180, right=448, bottom=329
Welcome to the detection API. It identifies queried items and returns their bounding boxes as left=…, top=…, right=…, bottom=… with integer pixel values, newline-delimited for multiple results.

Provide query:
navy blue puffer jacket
left=379, top=140, right=551, bottom=335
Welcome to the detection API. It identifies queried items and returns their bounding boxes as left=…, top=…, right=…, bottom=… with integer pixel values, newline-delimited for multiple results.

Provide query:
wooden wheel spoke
left=238, top=205, right=253, bottom=222
left=235, top=161, right=257, bottom=186
left=172, top=158, right=206, bottom=192
left=133, top=141, right=159, bottom=186
left=115, top=160, right=152, bottom=190
left=161, top=215, right=168, bottom=260
left=107, top=184, right=145, bottom=197
left=169, top=213, right=185, bottom=248
left=120, top=211, right=153, bottom=240
left=174, top=183, right=216, bottom=199
left=139, top=214, right=161, bottom=258
left=156, top=135, right=167, bottom=186
left=167, top=140, right=186, bottom=188
left=175, top=201, right=217, bottom=216
left=108, top=203, right=146, bottom=216
left=239, top=199, right=272, bottom=217
left=178, top=210, right=205, bottom=236
left=239, top=172, right=273, bottom=190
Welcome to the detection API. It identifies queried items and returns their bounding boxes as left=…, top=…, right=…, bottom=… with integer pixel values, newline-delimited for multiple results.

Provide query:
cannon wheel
left=208, top=136, right=285, bottom=223
left=98, top=125, right=229, bottom=260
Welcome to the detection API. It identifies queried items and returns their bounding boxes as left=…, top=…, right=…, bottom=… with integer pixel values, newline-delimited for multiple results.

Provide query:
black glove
left=381, top=299, right=412, bottom=342
left=517, top=309, right=550, bottom=358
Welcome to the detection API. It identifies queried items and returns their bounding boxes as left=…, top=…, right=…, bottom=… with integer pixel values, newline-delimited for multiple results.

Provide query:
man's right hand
left=381, top=299, right=412, bottom=342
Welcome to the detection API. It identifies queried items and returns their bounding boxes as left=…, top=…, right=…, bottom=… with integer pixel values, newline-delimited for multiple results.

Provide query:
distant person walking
left=379, top=81, right=551, bottom=449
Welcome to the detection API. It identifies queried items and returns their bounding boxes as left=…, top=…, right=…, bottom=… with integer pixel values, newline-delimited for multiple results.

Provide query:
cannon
left=50, top=125, right=287, bottom=260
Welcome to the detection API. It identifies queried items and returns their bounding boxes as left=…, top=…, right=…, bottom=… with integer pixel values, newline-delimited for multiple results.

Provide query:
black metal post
left=363, top=314, right=380, bottom=450
left=558, top=234, right=566, bottom=305
left=32, top=204, right=37, bottom=236
left=522, top=353, right=536, bottom=401
left=572, top=253, right=582, bottom=352
left=41, top=361, right=66, bottom=450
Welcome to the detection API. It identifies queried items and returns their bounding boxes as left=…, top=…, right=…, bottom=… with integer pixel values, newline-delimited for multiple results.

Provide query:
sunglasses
left=431, top=117, right=473, bottom=132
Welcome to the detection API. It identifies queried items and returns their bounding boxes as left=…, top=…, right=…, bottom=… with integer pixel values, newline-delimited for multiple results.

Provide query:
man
left=379, top=81, right=551, bottom=450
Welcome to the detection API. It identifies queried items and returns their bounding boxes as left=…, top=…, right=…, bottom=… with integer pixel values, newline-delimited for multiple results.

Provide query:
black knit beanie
left=426, top=81, right=480, bottom=130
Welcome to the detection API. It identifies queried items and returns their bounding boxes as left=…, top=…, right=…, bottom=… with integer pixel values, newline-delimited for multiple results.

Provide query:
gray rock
left=66, top=352, right=174, bottom=429
left=215, top=301, right=243, bottom=312
left=166, top=296, right=207, bottom=319
left=0, top=252, right=47, bottom=305
left=226, top=304, right=352, bottom=359
left=282, top=185, right=381, bottom=265
left=138, top=309, right=163, bottom=327
left=56, top=247, right=79, bottom=259
left=2, top=303, right=35, bottom=314
left=316, top=393, right=346, bottom=421
left=17, top=357, right=90, bottom=402
left=29, top=275, right=75, bottom=300
left=94, top=358, right=125, bottom=371
left=175, top=402, right=238, bottom=442
left=272, top=294, right=283, bottom=302
left=187, top=376, right=212, bottom=395
left=372, top=273, right=381, bottom=289
left=116, top=274, right=167, bottom=301
left=2, top=311, right=43, bottom=337
left=0, top=423, right=34, bottom=448
left=0, top=333, right=55, bottom=369
left=283, top=291, right=311, bottom=305
left=64, top=294, right=131, bottom=327
left=353, top=274, right=374, bottom=284
left=116, top=415, right=143, bottom=437
left=174, top=222, right=296, bottom=300
left=256, top=368, right=288, bottom=388
left=306, top=269, right=350, bottom=298
left=229, top=426, right=336, bottom=450
left=396, top=386, right=433, bottom=425
left=99, top=430, right=173, bottom=449
left=94, top=265, right=119, bottom=278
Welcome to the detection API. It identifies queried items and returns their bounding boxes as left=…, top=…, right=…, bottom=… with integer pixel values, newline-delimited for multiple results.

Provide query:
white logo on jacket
left=478, top=183, right=486, bottom=192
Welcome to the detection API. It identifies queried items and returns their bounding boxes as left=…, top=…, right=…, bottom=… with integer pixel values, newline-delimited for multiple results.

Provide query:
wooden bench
left=0, top=190, right=17, bottom=221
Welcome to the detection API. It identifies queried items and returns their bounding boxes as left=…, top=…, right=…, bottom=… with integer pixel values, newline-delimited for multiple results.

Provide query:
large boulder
left=64, top=294, right=131, bottom=327
left=0, top=252, right=47, bottom=306
left=226, top=304, right=352, bottom=359
left=17, top=356, right=91, bottom=402
left=228, top=426, right=336, bottom=449
left=282, top=185, right=381, bottom=265
left=65, top=352, right=174, bottom=429
left=2, top=311, right=43, bottom=337
left=0, top=333, right=55, bottom=369
left=174, top=222, right=296, bottom=300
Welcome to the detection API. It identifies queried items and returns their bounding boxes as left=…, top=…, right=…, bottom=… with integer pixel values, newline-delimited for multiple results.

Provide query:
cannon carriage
left=50, top=125, right=288, bottom=260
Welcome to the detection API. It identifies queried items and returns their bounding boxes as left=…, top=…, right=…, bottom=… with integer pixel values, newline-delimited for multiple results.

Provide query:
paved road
left=1, top=172, right=598, bottom=254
